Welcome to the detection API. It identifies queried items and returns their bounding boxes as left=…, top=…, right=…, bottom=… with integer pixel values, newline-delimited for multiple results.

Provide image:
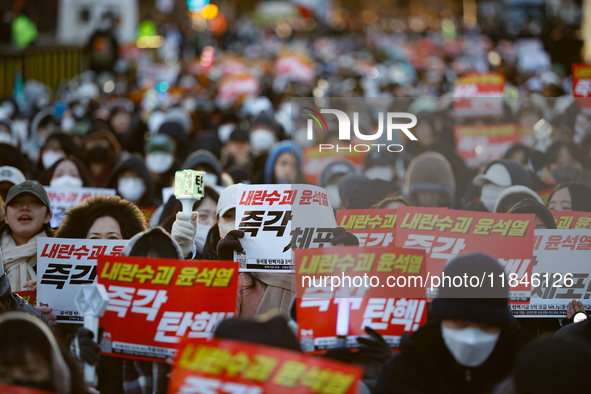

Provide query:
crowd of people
left=1, top=7, right=591, bottom=394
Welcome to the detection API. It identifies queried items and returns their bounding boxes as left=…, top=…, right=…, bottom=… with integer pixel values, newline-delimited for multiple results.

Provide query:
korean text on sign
left=167, top=338, right=362, bottom=394
left=37, top=237, right=127, bottom=323
left=98, top=256, right=238, bottom=362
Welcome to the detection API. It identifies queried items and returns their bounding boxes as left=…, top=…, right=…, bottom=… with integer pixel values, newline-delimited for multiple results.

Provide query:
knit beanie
left=403, top=152, right=455, bottom=204
left=430, top=253, right=513, bottom=328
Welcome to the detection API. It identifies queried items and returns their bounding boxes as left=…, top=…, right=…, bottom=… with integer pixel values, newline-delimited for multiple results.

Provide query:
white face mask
left=326, top=184, right=341, bottom=209
left=441, top=323, right=500, bottom=367
left=203, top=172, right=218, bottom=186
left=218, top=221, right=234, bottom=239
left=50, top=175, right=83, bottom=188
left=145, top=152, right=174, bottom=174
left=42, top=151, right=65, bottom=169
left=194, top=223, right=212, bottom=253
left=480, top=184, right=506, bottom=212
left=250, top=129, right=277, bottom=154
left=118, top=177, right=147, bottom=203
left=0, top=132, right=13, bottom=145
left=61, top=116, right=76, bottom=131
left=217, top=124, right=235, bottom=144
left=365, top=165, right=394, bottom=182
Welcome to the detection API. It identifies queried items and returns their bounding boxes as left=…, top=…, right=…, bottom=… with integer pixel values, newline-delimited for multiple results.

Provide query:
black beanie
left=430, top=253, right=513, bottom=328
left=508, top=199, right=557, bottom=229
left=513, top=337, right=591, bottom=394
left=214, top=316, right=301, bottom=352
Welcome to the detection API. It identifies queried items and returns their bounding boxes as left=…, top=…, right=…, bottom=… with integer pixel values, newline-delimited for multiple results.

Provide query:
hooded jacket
left=182, top=150, right=223, bottom=186
left=55, top=195, right=147, bottom=239
left=403, top=152, right=456, bottom=207
left=372, top=320, right=532, bottom=394
left=106, top=154, right=157, bottom=208
left=263, top=141, right=304, bottom=184
left=0, top=312, right=72, bottom=393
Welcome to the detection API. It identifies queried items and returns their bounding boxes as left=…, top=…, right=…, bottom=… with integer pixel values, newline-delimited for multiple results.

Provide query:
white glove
left=171, top=211, right=199, bottom=258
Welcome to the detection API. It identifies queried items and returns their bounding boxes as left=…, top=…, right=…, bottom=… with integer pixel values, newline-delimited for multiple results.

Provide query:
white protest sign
left=46, top=187, right=116, bottom=228
left=37, top=237, right=128, bottom=323
left=511, top=229, right=591, bottom=318
left=234, top=184, right=337, bottom=272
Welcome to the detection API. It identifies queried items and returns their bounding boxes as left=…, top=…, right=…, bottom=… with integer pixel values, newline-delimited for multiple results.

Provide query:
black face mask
left=87, top=146, right=110, bottom=163
left=12, top=379, right=56, bottom=392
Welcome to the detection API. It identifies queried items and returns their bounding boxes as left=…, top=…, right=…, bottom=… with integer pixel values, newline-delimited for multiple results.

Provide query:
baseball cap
left=145, top=133, right=175, bottom=154
left=229, top=129, right=249, bottom=142
left=473, top=163, right=512, bottom=187
left=216, top=184, right=239, bottom=218
left=318, top=161, right=356, bottom=187
left=5, top=181, right=51, bottom=212
left=0, top=166, right=26, bottom=185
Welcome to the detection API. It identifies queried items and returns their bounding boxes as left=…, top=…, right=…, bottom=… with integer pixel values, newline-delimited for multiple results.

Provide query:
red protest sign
left=302, top=147, right=365, bottom=185
left=452, top=72, right=505, bottom=117
left=572, top=64, right=591, bottom=114
left=98, top=256, right=238, bottom=362
left=167, top=338, right=363, bottom=394
left=294, top=246, right=428, bottom=353
left=0, top=385, right=55, bottom=394
left=394, top=206, right=535, bottom=296
left=453, top=123, right=520, bottom=168
left=552, top=211, right=591, bottom=229
left=13, top=290, right=36, bottom=306
left=336, top=209, right=397, bottom=248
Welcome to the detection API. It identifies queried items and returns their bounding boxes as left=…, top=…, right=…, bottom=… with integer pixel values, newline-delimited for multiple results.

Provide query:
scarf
left=1, top=230, right=46, bottom=292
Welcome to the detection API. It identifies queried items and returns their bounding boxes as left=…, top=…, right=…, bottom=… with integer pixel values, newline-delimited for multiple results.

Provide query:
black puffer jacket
left=0, top=273, right=52, bottom=328
left=372, top=320, right=532, bottom=394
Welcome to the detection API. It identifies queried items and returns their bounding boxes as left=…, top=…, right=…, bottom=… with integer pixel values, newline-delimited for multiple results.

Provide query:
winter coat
left=372, top=320, right=533, bottom=394
left=54, top=194, right=147, bottom=240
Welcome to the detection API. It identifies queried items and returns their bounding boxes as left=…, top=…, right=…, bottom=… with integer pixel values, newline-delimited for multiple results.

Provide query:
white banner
left=46, top=187, right=116, bottom=228
left=234, top=184, right=337, bottom=272
left=511, top=229, right=591, bottom=317
left=37, top=237, right=128, bottom=323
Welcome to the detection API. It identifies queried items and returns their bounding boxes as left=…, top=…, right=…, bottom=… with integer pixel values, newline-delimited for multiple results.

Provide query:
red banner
left=453, top=123, right=520, bottom=168
left=0, top=385, right=55, bottom=394
left=98, top=256, right=238, bottom=362
left=336, top=209, right=397, bottom=248
left=452, top=72, right=505, bottom=117
left=13, top=290, right=36, bottom=306
left=295, top=246, right=427, bottom=352
left=394, top=207, right=535, bottom=296
left=552, top=211, right=591, bottom=229
left=572, top=64, right=591, bottom=114
left=167, top=338, right=363, bottom=394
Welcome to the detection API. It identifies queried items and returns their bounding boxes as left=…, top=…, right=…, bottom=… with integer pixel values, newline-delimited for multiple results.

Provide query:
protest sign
left=36, top=238, right=127, bottom=323
left=453, top=123, right=520, bottom=168
left=336, top=209, right=397, bottom=248
left=511, top=229, right=591, bottom=317
left=13, top=290, right=36, bottom=306
left=452, top=72, right=505, bottom=117
left=235, top=184, right=337, bottom=272
left=98, top=256, right=238, bottom=362
left=137, top=61, right=181, bottom=87
left=552, top=211, right=591, bottom=229
left=295, top=246, right=427, bottom=352
left=572, top=63, right=591, bottom=114
left=216, top=72, right=261, bottom=109
left=302, top=147, right=365, bottom=184
left=167, top=338, right=363, bottom=394
left=395, top=207, right=535, bottom=297
left=45, top=187, right=116, bottom=228
left=274, top=50, right=316, bottom=85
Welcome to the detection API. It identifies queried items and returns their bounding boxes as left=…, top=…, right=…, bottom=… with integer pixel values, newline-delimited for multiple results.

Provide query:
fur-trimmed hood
left=55, top=195, right=147, bottom=239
